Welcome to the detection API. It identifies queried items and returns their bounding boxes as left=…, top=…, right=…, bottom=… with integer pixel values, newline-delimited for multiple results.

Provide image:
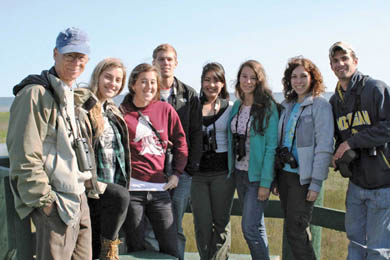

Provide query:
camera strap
left=235, top=104, right=251, bottom=141
left=203, top=99, right=219, bottom=149
left=137, top=110, right=171, bottom=180
left=57, top=101, right=81, bottom=145
left=136, top=110, right=165, bottom=148
left=280, top=105, right=306, bottom=153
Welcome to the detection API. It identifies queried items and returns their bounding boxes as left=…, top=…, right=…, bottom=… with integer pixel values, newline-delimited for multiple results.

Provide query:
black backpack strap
left=348, top=75, right=369, bottom=135
left=353, top=75, right=369, bottom=111
left=41, top=70, right=61, bottom=106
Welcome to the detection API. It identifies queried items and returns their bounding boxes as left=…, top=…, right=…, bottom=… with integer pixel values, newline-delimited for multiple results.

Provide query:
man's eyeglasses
left=63, top=53, right=88, bottom=63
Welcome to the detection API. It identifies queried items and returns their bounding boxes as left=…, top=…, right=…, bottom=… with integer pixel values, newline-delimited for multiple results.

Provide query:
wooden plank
left=0, top=156, right=346, bottom=259
left=119, top=250, right=176, bottom=259
left=184, top=252, right=280, bottom=260
left=0, top=156, right=9, bottom=168
left=311, top=206, right=345, bottom=232
left=187, top=198, right=345, bottom=232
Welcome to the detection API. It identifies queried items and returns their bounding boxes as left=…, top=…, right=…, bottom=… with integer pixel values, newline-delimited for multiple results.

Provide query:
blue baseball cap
left=56, top=27, right=90, bottom=55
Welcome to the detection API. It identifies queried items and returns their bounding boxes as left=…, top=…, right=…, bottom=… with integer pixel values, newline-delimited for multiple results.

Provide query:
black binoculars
left=203, top=129, right=218, bottom=152
left=233, top=133, right=246, bottom=161
left=275, top=146, right=298, bottom=169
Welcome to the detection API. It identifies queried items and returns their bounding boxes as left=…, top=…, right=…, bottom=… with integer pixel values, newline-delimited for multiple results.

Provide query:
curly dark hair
left=282, top=56, right=325, bottom=102
left=235, top=60, right=277, bottom=135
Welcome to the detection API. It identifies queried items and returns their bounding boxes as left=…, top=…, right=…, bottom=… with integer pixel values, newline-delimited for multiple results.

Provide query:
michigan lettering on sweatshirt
left=336, top=110, right=371, bottom=134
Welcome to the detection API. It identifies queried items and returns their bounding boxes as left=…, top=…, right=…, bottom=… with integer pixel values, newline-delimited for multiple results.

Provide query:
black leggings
left=88, top=182, right=130, bottom=258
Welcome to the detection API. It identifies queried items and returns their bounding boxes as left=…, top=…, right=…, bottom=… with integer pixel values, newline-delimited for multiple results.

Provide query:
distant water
left=0, top=92, right=334, bottom=157
left=0, top=143, right=7, bottom=156
left=111, top=92, right=334, bottom=106
left=273, top=92, right=333, bottom=103
left=223, top=92, right=333, bottom=103
left=0, top=97, right=14, bottom=112
left=0, top=92, right=334, bottom=112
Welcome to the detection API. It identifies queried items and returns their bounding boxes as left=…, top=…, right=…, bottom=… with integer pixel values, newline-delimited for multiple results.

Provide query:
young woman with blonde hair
left=88, top=58, right=131, bottom=260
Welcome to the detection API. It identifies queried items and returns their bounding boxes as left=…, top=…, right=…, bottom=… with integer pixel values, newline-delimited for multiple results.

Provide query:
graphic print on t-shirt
left=133, top=115, right=164, bottom=156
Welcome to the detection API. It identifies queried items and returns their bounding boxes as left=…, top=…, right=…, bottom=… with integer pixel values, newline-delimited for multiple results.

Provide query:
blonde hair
left=89, top=58, right=126, bottom=138
left=89, top=57, right=126, bottom=100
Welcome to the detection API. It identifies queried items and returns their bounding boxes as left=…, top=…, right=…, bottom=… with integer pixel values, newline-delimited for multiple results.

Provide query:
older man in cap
left=7, top=27, right=98, bottom=260
left=329, top=41, right=390, bottom=259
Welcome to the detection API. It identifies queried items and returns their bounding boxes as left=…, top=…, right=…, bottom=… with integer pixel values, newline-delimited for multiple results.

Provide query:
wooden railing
left=0, top=156, right=346, bottom=260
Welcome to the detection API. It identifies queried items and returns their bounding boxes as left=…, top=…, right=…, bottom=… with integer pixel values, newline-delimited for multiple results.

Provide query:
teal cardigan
left=227, top=100, right=279, bottom=188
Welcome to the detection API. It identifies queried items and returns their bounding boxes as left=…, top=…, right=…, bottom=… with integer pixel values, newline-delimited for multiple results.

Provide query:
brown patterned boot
left=99, top=237, right=121, bottom=260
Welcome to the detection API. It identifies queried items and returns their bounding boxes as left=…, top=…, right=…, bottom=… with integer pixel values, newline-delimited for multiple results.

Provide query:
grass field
left=0, top=111, right=349, bottom=259
left=0, top=112, right=9, bottom=143
left=183, top=169, right=349, bottom=259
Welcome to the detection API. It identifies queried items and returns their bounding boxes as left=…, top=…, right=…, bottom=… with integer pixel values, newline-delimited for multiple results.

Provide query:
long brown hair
left=235, top=60, right=276, bottom=135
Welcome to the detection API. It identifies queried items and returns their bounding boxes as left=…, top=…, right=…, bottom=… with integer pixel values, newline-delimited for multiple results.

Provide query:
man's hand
left=258, top=187, right=270, bottom=201
left=333, top=141, right=351, bottom=162
left=163, top=175, right=179, bottom=190
left=306, top=190, right=319, bottom=202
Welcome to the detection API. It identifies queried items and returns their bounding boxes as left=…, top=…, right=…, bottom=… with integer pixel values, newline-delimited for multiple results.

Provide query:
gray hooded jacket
left=278, top=95, right=334, bottom=192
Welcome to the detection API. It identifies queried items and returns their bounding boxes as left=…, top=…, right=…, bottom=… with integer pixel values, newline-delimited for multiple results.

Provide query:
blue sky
left=1, top=0, right=389, bottom=97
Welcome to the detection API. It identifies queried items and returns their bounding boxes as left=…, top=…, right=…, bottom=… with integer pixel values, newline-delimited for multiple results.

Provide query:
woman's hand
left=258, top=187, right=270, bottom=201
left=163, top=175, right=179, bottom=190
left=271, top=186, right=279, bottom=196
left=306, top=190, right=319, bottom=202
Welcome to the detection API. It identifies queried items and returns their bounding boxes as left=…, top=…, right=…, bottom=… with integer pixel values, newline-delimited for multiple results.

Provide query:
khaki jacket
left=7, top=73, right=99, bottom=225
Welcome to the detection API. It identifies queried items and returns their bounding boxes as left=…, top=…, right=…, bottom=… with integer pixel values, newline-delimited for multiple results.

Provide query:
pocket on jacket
left=42, top=126, right=57, bottom=179
left=296, top=115, right=314, bottom=148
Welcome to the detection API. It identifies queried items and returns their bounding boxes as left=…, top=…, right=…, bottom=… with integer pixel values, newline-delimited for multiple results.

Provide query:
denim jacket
left=278, top=95, right=334, bottom=192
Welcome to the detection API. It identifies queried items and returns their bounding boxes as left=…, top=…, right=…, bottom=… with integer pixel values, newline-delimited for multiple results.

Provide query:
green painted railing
left=0, top=156, right=345, bottom=260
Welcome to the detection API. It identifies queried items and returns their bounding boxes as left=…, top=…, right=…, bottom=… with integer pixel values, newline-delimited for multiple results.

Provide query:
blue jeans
left=234, top=169, right=269, bottom=260
left=125, top=191, right=178, bottom=258
left=345, top=181, right=390, bottom=260
left=171, top=172, right=192, bottom=260
left=144, top=172, right=192, bottom=260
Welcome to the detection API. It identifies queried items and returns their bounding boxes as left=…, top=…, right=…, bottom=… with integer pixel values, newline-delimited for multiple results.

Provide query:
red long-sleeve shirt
left=121, top=99, right=188, bottom=183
